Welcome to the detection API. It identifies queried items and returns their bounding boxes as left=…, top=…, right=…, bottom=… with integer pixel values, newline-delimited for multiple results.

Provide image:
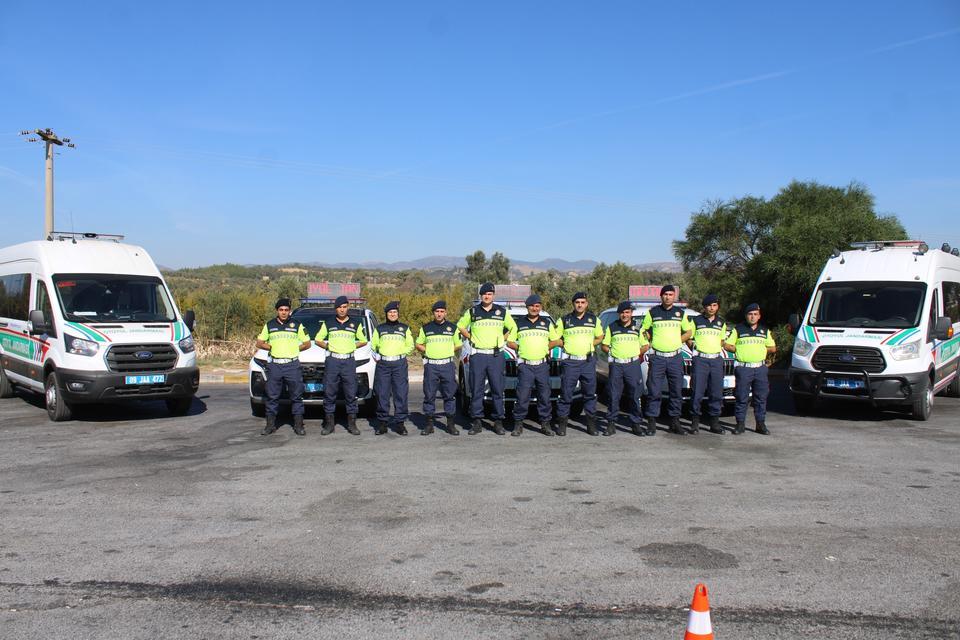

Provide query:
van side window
left=0, top=273, right=32, bottom=321
left=944, top=282, right=960, bottom=324
left=928, top=289, right=940, bottom=340
left=36, top=281, right=57, bottom=338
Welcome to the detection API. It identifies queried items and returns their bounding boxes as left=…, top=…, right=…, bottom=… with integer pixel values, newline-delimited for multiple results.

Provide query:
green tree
left=488, top=252, right=511, bottom=282
left=465, top=250, right=487, bottom=282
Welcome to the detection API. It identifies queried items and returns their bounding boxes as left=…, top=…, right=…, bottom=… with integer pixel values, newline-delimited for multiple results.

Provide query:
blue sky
left=1, top=1, right=957, bottom=268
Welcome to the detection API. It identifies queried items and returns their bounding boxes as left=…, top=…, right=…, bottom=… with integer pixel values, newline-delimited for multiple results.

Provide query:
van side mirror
left=787, top=313, right=801, bottom=335
left=29, top=309, right=48, bottom=335
left=933, top=316, right=952, bottom=341
left=182, top=310, right=196, bottom=332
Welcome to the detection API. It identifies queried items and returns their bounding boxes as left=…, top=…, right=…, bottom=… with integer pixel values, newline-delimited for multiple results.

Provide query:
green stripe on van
left=888, top=328, right=919, bottom=346
left=66, top=322, right=105, bottom=343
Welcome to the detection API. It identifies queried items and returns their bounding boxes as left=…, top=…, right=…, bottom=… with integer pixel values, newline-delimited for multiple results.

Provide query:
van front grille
left=106, top=343, right=178, bottom=372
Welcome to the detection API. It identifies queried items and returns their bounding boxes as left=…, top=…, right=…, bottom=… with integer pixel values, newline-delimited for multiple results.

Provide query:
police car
left=596, top=285, right=737, bottom=411
left=457, top=284, right=577, bottom=415
left=249, top=283, right=378, bottom=417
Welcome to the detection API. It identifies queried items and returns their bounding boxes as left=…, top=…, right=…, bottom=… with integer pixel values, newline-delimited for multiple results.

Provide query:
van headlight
left=793, top=337, right=813, bottom=357
left=65, top=334, right=99, bottom=357
left=178, top=335, right=196, bottom=353
left=890, top=339, right=920, bottom=361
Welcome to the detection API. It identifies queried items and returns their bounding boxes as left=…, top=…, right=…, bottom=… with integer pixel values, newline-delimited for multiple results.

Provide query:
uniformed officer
left=255, top=298, right=311, bottom=436
left=724, top=303, right=776, bottom=435
left=642, top=285, right=694, bottom=435
left=315, top=295, right=367, bottom=435
left=506, top=294, right=562, bottom=436
left=416, top=300, right=463, bottom=435
left=370, top=301, right=414, bottom=436
left=555, top=292, right=603, bottom=436
left=687, top=294, right=727, bottom=434
left=458, top=283, right=518, bottom=435
left=601, top=301, right=649, bottom=436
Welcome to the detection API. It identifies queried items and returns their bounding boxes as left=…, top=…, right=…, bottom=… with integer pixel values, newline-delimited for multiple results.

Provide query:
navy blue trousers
left=324, top=355, right=358, bottom=415
left=734, top=365, right=769, bottom=422
left=265, top=361, right=304, bottom=416
left=606, top=360, right=643, bottom=426
left=423, top=362, right=457, bottom=417
left=690, top=356, right=724, bottom=418
left=513, top=362, right=552, bottom=422
left=374, top=359, right=408, bottom=423
left=645, top=354, right=683, bottom=418
left=469, top=352, right=505, bottom=419
left=557, top=358, right=597, bottom=418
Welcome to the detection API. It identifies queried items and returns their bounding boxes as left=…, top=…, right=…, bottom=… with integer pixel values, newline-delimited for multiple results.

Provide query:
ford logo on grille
left=134, top=351, right=154, bottom=361
left=838, top=353, right=857, bottom=363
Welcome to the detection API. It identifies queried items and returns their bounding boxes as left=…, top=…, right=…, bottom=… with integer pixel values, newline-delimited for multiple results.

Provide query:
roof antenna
left=69, top=210, right=76, bottom=244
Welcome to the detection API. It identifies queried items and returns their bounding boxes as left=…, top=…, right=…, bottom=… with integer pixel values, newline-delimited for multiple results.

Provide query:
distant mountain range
left=302, top=256, right=681, bottom=274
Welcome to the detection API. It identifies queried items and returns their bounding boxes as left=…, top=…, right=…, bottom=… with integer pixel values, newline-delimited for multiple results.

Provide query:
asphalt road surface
left=1, top=383, right=958, bottom=639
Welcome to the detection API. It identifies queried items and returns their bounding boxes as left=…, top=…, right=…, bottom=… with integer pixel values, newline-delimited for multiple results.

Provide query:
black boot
left=422, top=416, right=435, bottom=435
left=645, top=416, right=657, bottom=436
left=395, top=421, right=408, bottom=436
left=604, top=418, right=615, bottom=436
left=292, top=415, right=305, bottom=436
left=670, top=416, right=685, bottom=435
left=709, top=415, right=724, bottom=434
left=261, top=414, right=278, bottom=436
left=347, top=414, right=360, bottom=435
left=375, top=419, right=388, bottom=435
left=468, top=419, right=483, bottom=435
left=493, top=419, right=505, bottom=435
left=756, top=421, right=769, bottom=435
left=557, top=416, right=568, bottom=436
left=689, top=416, right=700, bottom=435
left=511, top=421, right=523, bottom=437
left=734, top=421, right=746, bottom=435
left=631, top=421, right=644, bottom=436
left=321, top=414, right=335, bottom=435
left=446, top=414, right=459, bottom=436
left=541, top=421, right=554, bottom=436
left=586, top=415, right=598, bottom=436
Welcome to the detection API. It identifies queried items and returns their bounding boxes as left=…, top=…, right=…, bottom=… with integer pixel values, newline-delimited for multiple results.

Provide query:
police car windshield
left=53, top=274, right=177, bottom=323
left=292, top=308, right=366, bottom=337
left=809, top=281, right=927, bottom=328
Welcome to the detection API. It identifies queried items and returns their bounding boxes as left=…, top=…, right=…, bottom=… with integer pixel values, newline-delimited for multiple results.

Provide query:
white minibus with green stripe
left=0, top=233, right=198, bottom=421
left=788, top=240, right=960, bottom=420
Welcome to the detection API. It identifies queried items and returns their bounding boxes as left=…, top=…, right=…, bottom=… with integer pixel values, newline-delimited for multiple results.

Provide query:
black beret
left=744, top=302, right=760, bottom=313
left=479, top=282, right=495, bottom=295
left=525, top=294, right=542, bottom=306
left=334, top=295, right=349, bottom=307
left=571, top=291, right=587, bottom=302
left=702, top=294, right=719, bottom=306
left=617, top=301, right=632, bottom=313
left=275, top=297, right=292, bottom=309
left=432, top=300, right=447, bottom=311
left=384, top=301, right=400, bottom=313
left=660, top=284, right=676, bottom=295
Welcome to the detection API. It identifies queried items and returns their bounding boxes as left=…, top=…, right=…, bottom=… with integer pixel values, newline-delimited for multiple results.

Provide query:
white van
left=0, top=233, right=199, bottom=421
left=788, top=240, right=960, bottom=420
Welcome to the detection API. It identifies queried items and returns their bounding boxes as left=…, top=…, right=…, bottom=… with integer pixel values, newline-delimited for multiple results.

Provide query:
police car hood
left=254, top=343, right=373, bottom=362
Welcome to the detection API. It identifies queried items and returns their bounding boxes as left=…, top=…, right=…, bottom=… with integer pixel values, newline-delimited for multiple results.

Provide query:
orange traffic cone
left=684, top=583, right=714, bottom=639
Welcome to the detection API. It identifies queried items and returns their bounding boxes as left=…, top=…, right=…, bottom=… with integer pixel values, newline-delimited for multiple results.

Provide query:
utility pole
left=21, top=129, right=76, bottom=239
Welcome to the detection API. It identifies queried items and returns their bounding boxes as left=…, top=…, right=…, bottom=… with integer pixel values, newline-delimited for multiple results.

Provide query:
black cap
left=617, top=301, right=632, bottom=313
left=384, top=301, right=400, bottom=313
left=571, top=291, right=587, bottom=302
left=744, top=302, right=760, bottom=313
left=432, top=300, right=447, bottom=311
left=479, top=282, right=495, bottom=295
left=334, top=295, right=349, bottom=307
left=660, top=284, right=676, bottom=295
left=702, top=294, right=719, bottom=307
left=525, top=294, right=542, bottom=306
left=275, top=297, right=292, bottom=309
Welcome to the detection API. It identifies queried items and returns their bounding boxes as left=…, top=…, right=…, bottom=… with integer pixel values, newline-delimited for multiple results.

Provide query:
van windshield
left=809, top=281, right=926, bottom=328
left=53, top=274, right=177, bottom=323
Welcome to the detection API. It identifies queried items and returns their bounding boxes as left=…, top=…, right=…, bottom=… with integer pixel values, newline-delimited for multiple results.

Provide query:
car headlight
left=65, top=334, right=99, bottom=357
left=890, top=339, right=920, bottom=361
left=793, top=337, right=814, bottom=357
left=178, top=335, right=196, bottom=353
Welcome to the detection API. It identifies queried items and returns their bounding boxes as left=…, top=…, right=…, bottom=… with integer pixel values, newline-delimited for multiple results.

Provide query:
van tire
left=0, top=366, right=14, bottom=398
left=793, top=394, right=816, bottom=415
left=910, top=378, right=933, bottom=421
left=45, top=371, right=73, bottom=422
left=166, top=397, right=193, bottom=416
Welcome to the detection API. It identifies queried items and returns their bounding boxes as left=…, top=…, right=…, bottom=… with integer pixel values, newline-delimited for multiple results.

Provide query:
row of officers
left=255, top=284, right=775, bottom=438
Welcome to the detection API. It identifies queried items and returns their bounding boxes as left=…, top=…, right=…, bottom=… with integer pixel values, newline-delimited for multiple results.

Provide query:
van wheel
left=0, top=366, right=14, bottom=398
left=45, top=371, right=73, bottom=422
left=165, top=397, right=193, bottom=416
left=793, top=394, right=816, bottom=415
left=910, top=378, right=933, bottom=421
left=250, top=399, right=266, bottom=418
